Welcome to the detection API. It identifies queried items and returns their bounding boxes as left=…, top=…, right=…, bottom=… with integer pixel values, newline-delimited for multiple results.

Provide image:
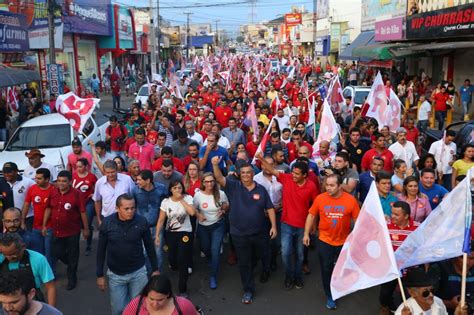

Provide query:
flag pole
left=397, top=277, right=408, bottom=307
left=461, top=253, right=468, bottom=307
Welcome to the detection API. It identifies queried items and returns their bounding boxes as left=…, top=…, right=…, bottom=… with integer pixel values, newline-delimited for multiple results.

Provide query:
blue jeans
left=318, top=239, right=342, bottom=299
left=30, top=228, right=53, bottom=267
left=435, top=110, right=447, bottom=130
left=147, top=227, right=164, bottom=273
left=107, top=265, right=148, bottom=315
left=462, top=101, right=470, bottom=118
left=280, top=222, right=305, bottom=281
left=442, top=174, right=452, bottom=191
left=0, top=128, right=7, bottom=141
left=417, top=120, right=428, bottom=132
left=197, top=220, right=226, bottom=278
left=85, top=200, right=95, bottom=248
left=112, top=95, right=121, bottom=109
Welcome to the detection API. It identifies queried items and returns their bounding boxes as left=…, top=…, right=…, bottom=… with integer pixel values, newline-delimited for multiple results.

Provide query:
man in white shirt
left=274, top=108, right=290, bottom=130
left=428, top=130, right=457, bottom=190
left=93, top=160, right=135, bottom=225
left=23, top=149, right=57, bottom=182
left=185, top=120, right=203, bottom=147
left=203, top=124, right=231, bottom=151
left=395, top=268, right=448, bottom=315
left=417, top=95, right=431, bottom=132
left=389, top=127, right=419, bottom=171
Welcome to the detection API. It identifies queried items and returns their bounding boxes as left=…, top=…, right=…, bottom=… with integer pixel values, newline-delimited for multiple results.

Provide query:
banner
left=47, top=64, right=64, bottom=96
left=0, top=11, right=29, bottom=52
left=315, top=36, right=330, bottom=56
left=375, top=17, right=404, bottom=41
left=55, top=92, right=98, bottom=133
left=406, top=3, right=474, bottom=39
left=362, top=0, right=406, bottom=31
left=61, top=0, right=112, bottom=36
left=285, top=13, right=302, bottom=26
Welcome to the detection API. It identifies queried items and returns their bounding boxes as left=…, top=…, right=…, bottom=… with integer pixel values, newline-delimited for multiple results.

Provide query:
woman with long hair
left=113, top=156, right=127, bottom=174
left=380, top=125, right=396, bottom=147
left=72, top=158, right=97, bottom=256
left=183, top=161, right=201, bottom=197
left=397, top=176, right=432, bottom=223
left=417, top=153, right=440, bottom=181
left=156, top=181, right=197, bottom=297
left=193, top=172, right=229, bottom=289
left=452, top=144, right=474, bottom=188
left=391, top=159, right=411, bottom=193
left=122, top=274, right=198, bottom=315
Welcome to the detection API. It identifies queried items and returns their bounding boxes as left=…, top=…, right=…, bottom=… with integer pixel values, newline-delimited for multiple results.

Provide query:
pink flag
left=243, top=72, right=251, bottom=93
left=55, top=92, right=98, bottom=133
left=244, top=101, right=259, bottom=142
left=365, top=72, right=389, bottom=126
left=327, top=75, right=344, bottom=114
left=313, top=99, right=339, bottom=152
left=331, top=182, right=400, bottom=300
left=387, top=89, right=402, bottom=131
left=251, top=117, right=274, bottom=164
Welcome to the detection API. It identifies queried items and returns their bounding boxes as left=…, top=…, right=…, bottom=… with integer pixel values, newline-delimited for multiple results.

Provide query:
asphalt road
left=54, top=93, right=381, bottom=315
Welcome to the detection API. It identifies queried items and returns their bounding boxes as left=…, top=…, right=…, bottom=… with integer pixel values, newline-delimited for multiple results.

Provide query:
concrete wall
left=453, top=49, right=474, bottom=89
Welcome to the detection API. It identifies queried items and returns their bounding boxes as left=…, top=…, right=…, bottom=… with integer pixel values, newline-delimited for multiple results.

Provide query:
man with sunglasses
left=395, top=268, right=447, bottom=315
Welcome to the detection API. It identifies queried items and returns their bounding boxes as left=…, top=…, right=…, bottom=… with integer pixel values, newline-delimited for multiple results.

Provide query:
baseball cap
left=3, top=162, right=18, bottom=173
left=71, top=138, right=82, bottom=146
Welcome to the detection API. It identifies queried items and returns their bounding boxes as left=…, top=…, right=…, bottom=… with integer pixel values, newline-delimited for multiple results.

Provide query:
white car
left=134, top=83, right=165, bottom=106
left=0, top=113, right=106, bottom=175
left=342, top=86, right=371, bottom=108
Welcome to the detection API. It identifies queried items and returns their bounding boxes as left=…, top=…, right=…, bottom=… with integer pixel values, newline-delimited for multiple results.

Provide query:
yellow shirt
left=452, top=159, right=474, bottom=176
left=258, top=114, right=270, bottom=127
left=267, top=90, right=278, bottom=102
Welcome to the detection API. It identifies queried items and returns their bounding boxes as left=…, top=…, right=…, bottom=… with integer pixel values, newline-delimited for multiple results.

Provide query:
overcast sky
left=118, top=0, right=315, bottom=35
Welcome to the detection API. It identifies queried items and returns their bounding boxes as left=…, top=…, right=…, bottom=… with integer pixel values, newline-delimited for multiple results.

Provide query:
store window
left=77, top=40, right=98, bottom=90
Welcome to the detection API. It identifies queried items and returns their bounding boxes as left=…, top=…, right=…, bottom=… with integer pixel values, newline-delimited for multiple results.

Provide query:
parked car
left=342, top=86, right=371, bottom=108
left=134, top=83, right=165, bottom=106
left=0, top=113, right=106, bottom=176
left=420, top=120, right=474, bottom=156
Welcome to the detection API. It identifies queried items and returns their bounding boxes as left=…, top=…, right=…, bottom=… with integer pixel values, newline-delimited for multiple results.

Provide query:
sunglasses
left=421, top=288, right=434, bottom=298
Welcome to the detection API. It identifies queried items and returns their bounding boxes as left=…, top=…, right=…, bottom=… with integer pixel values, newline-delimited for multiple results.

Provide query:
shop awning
left=408, top=41, right=474, bottom=51
left=0, top=66, right=40, bottom=88
left=352, top=42, right=410, bottom=60
left=339, top=31, right=375, bottom=61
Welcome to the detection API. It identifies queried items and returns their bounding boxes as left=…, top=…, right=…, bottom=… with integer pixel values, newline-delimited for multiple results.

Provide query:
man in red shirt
left=215, top=100, right=233, bottom=128
left=433, top=85, right=449, bottom=130
left=286, top=130, right=313, bottom=163
left=21, top=168, right=56, bottom=266
left=257, top=153, right=318, bottom=290
left=128, top=128, right=155, bottom=171
left=151, top=146, right=185, bottom=174
left=404, top=118, right=419, bottom=146
left=361, top=133, right=394, bottom=172
left=44, top=170, right=88, bottom=290
left=182, top=142, right=200, bottom=170
left=380, top=201, right=419, bottom=313
left=112, top=80, right=121, bottom=110
left=106, top=116, right=128, bottom=158
left=67, top=138, right=92, bottom=173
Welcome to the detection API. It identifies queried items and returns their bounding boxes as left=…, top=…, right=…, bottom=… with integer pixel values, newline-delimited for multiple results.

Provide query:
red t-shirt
left=182, top=155, right=199, bottom=170
left=123, top=137, right=136, bottom=154
left=67, top=151, right=93, bottom=172
left=152, top=157, right=185, bottom=174
left=25, top=184, right=55, bottom=229
left=433, top=92, right=449, bottom=111
left=106, top=125, right=128, bottom=152
left=184, top=179, right=201, bottom=197
left=146, top=130, right=158, bottom=145
left=215, top=106, right=233, bottom=128
left=128, top=142, right=155, bottom=171
left=278, top=173, right=318, bottom=228
left=387, top=219, right=419, bottom=251
left=286, top=142, right=313, bottom=163
left=245, top=141, right=259, bottom=159
left=48, top=188, right=86, bottom=238
left=72, top=172, right=97, bottom=201
left=361, top=148, right=394, bottom=172
left=405, top=126, right=419, bottom=145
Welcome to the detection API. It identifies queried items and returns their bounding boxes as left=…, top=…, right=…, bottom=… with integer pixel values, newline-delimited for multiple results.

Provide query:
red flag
left=56, top=92, right=98, bottom=133
left=328, top=75, right=344, bottom=109
left=251, top=117, right=274, bottom=164
left=6, top=87, right=18, bottom=112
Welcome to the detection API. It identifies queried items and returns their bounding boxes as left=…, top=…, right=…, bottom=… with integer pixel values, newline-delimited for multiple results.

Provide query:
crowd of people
left=0, top=53, right=473, bottom=315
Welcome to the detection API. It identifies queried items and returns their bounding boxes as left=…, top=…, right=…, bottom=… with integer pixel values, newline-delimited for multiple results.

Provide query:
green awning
left=352, top=43, right=412, bottom=60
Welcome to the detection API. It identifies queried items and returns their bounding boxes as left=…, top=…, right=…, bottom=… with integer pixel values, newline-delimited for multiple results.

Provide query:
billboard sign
left=361, top=0, right=406, bottom=31
left=0, top=11, right=29, bottom=52
left=47, top=64, right=64, bottom=96
left=285, top=13, right=302, bottom=26
left=375, top=16, right=404, bottom=41
left=406, top=2, right=474, bottom=39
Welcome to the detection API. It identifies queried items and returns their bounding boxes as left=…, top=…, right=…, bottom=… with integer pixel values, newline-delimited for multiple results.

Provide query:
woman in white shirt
left=156, top=180, right=197, bottom=297
left=193, top=172, right=229, bottom=290
left=391, top=159, right=413, bottom=193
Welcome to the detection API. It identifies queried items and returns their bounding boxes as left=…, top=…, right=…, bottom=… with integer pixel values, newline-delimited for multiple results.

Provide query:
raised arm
left=211, top=156, right=226, bottom=188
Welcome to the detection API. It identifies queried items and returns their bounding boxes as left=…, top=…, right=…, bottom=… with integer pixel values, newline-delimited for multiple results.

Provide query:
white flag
left=313, top=98, right=339, bottom=150
left=331, top=182, right=400, bottom=300
left=307, top=98, right=316, bottom=128
left=387, top=89, right=402, bottom=131
left=395, top=169, right=474, bottom=269
left=55, top=92, right=98, bottom=133
left=365, top=72, right=389, bottom=127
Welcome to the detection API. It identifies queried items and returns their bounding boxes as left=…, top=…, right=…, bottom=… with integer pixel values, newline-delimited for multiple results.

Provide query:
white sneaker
left=188, top=267, right=193, bottom=275
left=200, top=251, right=206, bottom=258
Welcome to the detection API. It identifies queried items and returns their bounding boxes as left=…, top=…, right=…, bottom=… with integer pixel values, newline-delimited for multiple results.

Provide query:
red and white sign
left=313, top=99, right=339, bottom=152
left=55, top=92, right=98, bottom=133
left=331, top=182, right=400, bottom=300
left=6, top=87, right=18, bottom=112
left=285, top=13, right=302, bottom=26
left=364, top=72, right=389, bottom=127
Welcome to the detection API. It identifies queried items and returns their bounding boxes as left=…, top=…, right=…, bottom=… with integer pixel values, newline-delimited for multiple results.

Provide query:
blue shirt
left=358, top=171, right=375, bottom=203
left=224, top=177, right=274, bottom=236
left=460, top=85, right=473, bottom=103
left=199, top=145, right=229, bottom=173
left=132, top=183, right=167, bottom=226
left=419, top=183, right=449, bottom=210
left=0, top=249, right=54, bottom=288
left=380, top=193, right=398, bottom=216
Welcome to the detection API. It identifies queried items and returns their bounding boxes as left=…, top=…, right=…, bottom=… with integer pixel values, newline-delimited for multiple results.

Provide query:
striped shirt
left=387, top=219, right=419, bottom=251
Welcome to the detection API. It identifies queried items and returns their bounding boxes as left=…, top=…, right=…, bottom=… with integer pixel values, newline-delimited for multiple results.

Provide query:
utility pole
left=184, top=12, right=193, bottom=59
left=149, top=0, right=157, bottom=75
left=156, top=0, right=161, bottom=74
left=215, top=19, right=220, bottom=48
left=47, top=0, right=56, bottom=64
left=313, top=0, right=318, bottom=61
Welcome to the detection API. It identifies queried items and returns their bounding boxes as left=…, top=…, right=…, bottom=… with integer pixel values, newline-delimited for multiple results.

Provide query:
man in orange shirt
left=303, top=174, right=360, bottom=310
